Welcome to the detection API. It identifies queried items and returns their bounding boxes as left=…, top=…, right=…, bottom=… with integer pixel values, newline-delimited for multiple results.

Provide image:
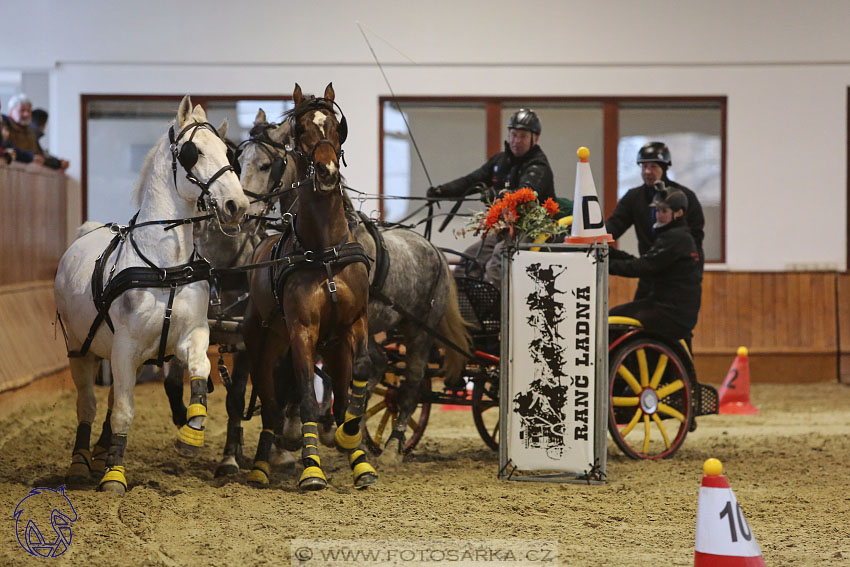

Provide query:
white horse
left=54, top=96, right=249, bottom=494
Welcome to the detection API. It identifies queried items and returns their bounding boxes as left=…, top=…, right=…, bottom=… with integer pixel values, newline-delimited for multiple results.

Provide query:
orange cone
left=718, top=347, right=758, bottom=414
left=695, top=458, right=765, bottom=567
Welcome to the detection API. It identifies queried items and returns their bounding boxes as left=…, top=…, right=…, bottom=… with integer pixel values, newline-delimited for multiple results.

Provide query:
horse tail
left=437, top=264, right=474, bottom=381
left=75, top=221, right=105, bottom=240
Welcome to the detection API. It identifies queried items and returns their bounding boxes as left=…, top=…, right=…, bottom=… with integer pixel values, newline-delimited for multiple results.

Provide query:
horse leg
left=290, top=326, right=329, bottom=491
left=163, top=359, right=187, bottom=427
left=245, top=326, right=286, bottom=486
left=327, top=320, right=378, bottom=489
left=90, top=387, right=114, bottom=475
left=97, top=337, right=142, bottom=494
left=174, top=327, right=213, bottom=458
left=65, top=354, right=100, bottom=484
left=380, top=333, right=432, bottom=470
left=268, top=353, right=296, bottom=474
left=215, top=351, right=249, bottom=477
left=316, top=368, right=337, bottom=447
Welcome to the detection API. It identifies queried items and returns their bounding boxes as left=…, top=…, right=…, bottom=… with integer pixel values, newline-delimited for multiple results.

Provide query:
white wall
left=2, top=0, right=849, bottom=270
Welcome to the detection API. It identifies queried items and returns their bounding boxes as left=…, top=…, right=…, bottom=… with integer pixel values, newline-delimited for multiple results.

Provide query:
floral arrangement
left=468, top=187, right=567, bottom=241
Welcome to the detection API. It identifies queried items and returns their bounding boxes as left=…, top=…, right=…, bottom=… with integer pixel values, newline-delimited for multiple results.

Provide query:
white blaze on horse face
left=312, top=112, right=327, bottom=137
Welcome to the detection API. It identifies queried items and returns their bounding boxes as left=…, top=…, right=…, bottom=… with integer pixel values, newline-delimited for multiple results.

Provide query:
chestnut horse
left=242, top=83, right=377, bottom=490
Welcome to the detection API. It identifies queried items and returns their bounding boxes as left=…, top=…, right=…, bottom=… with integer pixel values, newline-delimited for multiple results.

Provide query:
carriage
left=361, top=246, right=719, bottom=461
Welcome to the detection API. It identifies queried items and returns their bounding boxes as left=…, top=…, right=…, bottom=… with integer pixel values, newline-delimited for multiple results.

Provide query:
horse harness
left=169, top=121, right=235, bottom=213
left=62, top=213, right=214, bottom=366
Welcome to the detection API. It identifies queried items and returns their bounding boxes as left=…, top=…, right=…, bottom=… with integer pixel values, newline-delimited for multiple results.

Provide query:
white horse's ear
left=218, top=119, right=228, bottom=139
left=293, top=83, right=303, bottom=106
left=268, top=121, right=288, bottom=144
left=254, top=108, right=267, bottom=124
left=192, top=103, right=207, bottom=122
left=324, top=82, right=335, bottom=102
left=177, top=95, right=192, bottom=128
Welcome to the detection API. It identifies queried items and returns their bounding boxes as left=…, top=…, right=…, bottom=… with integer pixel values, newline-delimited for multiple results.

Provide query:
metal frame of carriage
left=360, top=241, right=719, bottom=461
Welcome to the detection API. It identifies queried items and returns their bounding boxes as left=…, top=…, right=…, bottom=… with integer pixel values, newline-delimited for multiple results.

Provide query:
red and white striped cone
left=695, top=458, right=765, bottom=567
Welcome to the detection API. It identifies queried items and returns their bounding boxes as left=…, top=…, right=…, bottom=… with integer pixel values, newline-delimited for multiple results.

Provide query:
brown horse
left=242, top=83, right=376, bottom=490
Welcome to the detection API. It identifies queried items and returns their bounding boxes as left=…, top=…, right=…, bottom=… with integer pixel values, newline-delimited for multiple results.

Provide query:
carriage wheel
left=608, top=335, right=693, bottom=460
left=362, top=374, right=431, bottom=456
left=471, top=367, right=500, bottom=451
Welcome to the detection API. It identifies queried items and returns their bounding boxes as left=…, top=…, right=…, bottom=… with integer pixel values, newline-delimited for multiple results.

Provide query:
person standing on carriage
left=608, top=188, right=702, bottom=345
left=605, top=141, right=705, bottom=301
left=426, top=108, right=556, bottom=285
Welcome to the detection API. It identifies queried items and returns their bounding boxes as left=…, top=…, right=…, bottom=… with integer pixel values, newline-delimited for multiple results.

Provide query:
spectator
left=29, top=107, right=69, bottom=170
left=0, top=96, right=34, bottom=164
left=3, top=94, right=72, bottom=169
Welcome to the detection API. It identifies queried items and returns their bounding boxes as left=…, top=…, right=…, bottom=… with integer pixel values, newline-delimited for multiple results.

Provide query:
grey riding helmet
left=508, top=109, right=541, bottom=135
left=651, top=189, right=688, bottom=212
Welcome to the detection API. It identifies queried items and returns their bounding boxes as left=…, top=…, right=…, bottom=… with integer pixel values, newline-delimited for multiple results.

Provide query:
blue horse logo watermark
left=13, top=486, right=77, bottom=557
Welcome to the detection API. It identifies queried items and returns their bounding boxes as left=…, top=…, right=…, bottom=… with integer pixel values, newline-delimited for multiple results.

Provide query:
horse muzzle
left=314, top=161, right=340, bottom=192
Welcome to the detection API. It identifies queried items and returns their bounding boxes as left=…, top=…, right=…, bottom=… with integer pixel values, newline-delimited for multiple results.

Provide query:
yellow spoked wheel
left=608, top=336, right=693, bottom=459
left=362, top=373, right=431, bottom=455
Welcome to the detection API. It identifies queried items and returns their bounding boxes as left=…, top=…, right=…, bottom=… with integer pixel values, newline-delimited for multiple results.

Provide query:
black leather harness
left=65, top=215, right=212, bottom=366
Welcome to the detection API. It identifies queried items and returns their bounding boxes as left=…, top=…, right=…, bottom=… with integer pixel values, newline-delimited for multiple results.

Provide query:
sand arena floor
left=1, top=379, right=849, bottom=567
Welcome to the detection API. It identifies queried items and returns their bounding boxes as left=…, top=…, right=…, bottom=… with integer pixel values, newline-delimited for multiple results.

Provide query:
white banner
left=507, top=250, right=597, bottom=473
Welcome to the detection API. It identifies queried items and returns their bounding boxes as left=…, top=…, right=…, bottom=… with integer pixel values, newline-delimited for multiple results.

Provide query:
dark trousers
left=609, top=298, right=692, bottom=343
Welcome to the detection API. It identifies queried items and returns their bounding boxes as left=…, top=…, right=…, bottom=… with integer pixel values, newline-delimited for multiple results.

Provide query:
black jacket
left=438, top=142, right=555, bottom=202
left=606, top=180, right=705, bottom=262
left=609, top=217, right=702, bottom=332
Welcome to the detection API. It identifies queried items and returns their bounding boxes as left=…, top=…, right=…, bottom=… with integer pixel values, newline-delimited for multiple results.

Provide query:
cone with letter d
left=718, top=347, right=758, bottom=414
left=695, top=458, right=765, bottom=567
left=565, top=147, right=613, bottom=244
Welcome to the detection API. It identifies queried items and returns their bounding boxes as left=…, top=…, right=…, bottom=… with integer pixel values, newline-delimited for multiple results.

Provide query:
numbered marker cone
left=565, top=147, right=613, bottom=244
left=718, top=347, right=758, bottom=415
left=695, top=459, right=765, bottom=567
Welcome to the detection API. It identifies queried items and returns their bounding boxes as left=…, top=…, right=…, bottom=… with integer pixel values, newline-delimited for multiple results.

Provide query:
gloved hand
left=426, top=186, right=442, bottom=198
left=480, top=187, right=497, bottom=204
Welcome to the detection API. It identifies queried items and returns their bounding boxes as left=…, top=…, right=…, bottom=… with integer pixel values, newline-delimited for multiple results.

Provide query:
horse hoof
left=175, top=425, right=204, bottom=457
left=90, top=446, right=108, bottom=475
left=318, top=424, right=337, bottom=448
left=65, top=452, right=92, bottom=484
left=269, top=447, right=297, bottom=475
left=354, top=472, right=378, bottom=490
left=215, top=459, right=239, bottom=478
left=298, top=477, right=327, bottom=491
left=246, top=461, right=270, bottom=486
left=98, top=480, right=127, bottom=495
left=377, top=439, right=404, bottom=471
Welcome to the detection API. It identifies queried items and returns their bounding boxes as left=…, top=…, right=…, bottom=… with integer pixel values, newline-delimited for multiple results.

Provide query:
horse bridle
left=235, top=122, right=291, bottom=205
left=286, top=98, right=348, bottom=192
left=168, top=121, right=235, bottom=212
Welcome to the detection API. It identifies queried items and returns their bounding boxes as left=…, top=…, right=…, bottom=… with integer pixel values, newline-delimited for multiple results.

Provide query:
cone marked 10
left=565, top=147, right=612, bottom=244
left=718, top=347, right=758, bottom=414
left=694, top=458, right=765, bottom=567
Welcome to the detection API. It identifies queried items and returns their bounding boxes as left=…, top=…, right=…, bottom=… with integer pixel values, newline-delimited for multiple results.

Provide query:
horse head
left=287, top=83, right=347, bottom=192
left=238, top=109, right=295, bottom=215
left=170, top=95, right=249, bottom=225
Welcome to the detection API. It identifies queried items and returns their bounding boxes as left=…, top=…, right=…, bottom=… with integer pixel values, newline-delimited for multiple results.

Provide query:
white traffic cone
left=565, top=147, right=612, bottom=244
left=694, top=458, right=765, bottom=567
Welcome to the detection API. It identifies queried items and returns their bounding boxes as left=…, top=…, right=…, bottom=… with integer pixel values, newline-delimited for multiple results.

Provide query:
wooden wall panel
left=838, top=274, right=850, bottom=384
left=0, top=282, right=68, bottom=392
left=0, top=164, right=68, bottom=286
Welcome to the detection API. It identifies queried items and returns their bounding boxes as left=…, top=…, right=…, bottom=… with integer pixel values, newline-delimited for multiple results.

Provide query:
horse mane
left=131, top=135, right=163, bottom=208
left=282, top=96, right=336, bottom=123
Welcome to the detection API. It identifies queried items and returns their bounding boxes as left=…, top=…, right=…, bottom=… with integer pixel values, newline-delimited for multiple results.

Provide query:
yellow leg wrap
left=99, top=466, right=127, bottom=490
left=90, top=445, right=108, bottom=474
left=352, top=461, right=377, bottom=480
left=299, top=466, right=327, bottom=484
left=247, top=460, right=270, bottom=485
left=186, top=403, right=207, bottom=419
left=66, top=450, right=91, bottom=480
left=352, top=379, right=368, bottom=389
left=335, top=426, right=362, bottom=450
left=176, top=424, right=205, bottom=448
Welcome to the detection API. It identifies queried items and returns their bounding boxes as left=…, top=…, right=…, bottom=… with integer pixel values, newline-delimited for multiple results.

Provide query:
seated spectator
left=0, top=96, right=35, bottom=164
left=29, top=107, right=69, bottom=170
left=3, top=94, right=72, bottom=169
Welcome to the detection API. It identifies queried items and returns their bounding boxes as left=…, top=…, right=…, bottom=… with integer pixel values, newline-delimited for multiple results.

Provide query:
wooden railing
left=0, top=164, right=69, bottom=392
left=0, top=163, right=67, bottom=286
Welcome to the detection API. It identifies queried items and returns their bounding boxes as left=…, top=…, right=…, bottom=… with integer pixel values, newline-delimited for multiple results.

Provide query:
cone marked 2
left=695, top=459, right=765, bottom=567
left=565, top=147, right=612, bottom=244
left=718, top=347, right=758, bottom=415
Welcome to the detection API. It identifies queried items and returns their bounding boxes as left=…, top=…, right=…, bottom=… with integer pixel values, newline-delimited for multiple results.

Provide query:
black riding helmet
left=508, top=109, right=541, bottom=135
left=636, top=141, right=672, bottom=168
left=651, top=188, right=688, bottom=212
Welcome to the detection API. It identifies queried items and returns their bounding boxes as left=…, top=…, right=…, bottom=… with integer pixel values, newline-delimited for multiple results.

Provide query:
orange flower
left=542, top=197, right=559, bottom=217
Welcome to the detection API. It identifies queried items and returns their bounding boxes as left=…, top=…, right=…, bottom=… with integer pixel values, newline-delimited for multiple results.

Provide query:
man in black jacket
left=609, top=189, right=702, bottom=342
left=427, top=109, right=555, bottom=284
left=606, top=141, right=704, bottom=301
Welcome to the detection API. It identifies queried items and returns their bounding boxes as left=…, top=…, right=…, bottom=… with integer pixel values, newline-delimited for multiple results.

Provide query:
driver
left=608, top=188, right=702, bottom=343
left=427, top=109, right=555, bottom=284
